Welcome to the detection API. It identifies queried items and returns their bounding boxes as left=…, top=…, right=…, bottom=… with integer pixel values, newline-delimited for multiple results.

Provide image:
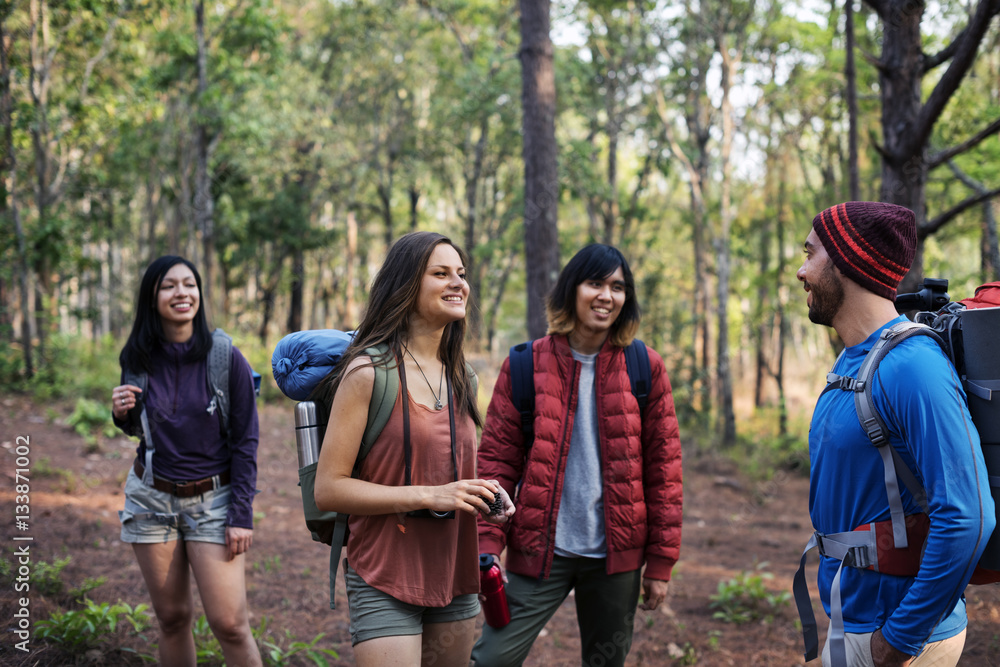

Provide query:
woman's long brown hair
left=316, top=232, right=482, bottom=428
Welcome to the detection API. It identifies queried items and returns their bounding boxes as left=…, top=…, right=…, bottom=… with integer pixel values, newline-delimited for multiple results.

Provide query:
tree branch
left=904, top=0, right=1000, bottom=159
left=921, top=187, right=1000, bottom=239
left=922, top=26, right=966, bottom=73
left=863, top=0, right=891, bottom=18
left=80, top=3, right=123, bottom=103
left=928, top=116, right=1000, bottom=169
left=860, top=48, right=886, bottom=73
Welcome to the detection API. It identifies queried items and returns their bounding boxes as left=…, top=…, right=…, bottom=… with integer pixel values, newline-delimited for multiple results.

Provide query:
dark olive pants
left=472, top=555, right=642, bottom=667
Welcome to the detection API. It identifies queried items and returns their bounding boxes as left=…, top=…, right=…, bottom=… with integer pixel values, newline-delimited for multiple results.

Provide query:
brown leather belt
left=134, top=460, right=230, bottom=498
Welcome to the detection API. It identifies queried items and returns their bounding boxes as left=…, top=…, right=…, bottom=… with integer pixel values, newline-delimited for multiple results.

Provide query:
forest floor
left=1, top=395, right=998, bottom=666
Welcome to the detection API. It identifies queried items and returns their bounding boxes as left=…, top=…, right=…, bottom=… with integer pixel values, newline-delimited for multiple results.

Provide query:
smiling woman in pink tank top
left=314, top=232, right=514, bottom=667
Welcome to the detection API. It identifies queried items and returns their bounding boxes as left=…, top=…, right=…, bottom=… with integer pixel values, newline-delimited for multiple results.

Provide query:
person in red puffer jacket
left=472, top=244, right=683, bottom=667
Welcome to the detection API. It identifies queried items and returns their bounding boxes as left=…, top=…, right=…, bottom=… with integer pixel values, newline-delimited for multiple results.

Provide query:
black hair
left=545, top=244, right=641, bottom=347
left=119, top=256, right=213, bottom=375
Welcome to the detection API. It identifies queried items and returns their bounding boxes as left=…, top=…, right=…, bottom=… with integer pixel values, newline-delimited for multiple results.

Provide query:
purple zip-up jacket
left=115, top=339, right=259, bottom=528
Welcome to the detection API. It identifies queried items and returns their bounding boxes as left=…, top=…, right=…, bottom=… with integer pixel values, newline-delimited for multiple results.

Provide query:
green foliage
left=254, top=555, right=282, bottom=574
left=69, top=575, right=108, bottom=601
left=66, top=397, right=118, bottom=448
left=709, top=562, right=791, bottom=624
left=191, top=614, right=339, bottom=666
left=32, top=557, right=73, bottom=597
left=257, top=619, right=340, bottom=667
left=192, top=614, right=226, bottom=664
left=35, top=599, right=152, bottom=653
left=23, top=335, right=121, bottom=402
left=0, top=340, right=28, bottom=391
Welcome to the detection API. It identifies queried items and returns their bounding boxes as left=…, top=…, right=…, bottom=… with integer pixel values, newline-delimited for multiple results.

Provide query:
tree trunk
left=463, top=116, right=489, bottom=347
left=604, top=114, right=619, bottom=245
left=867, top=0, right=1000, bottom=292
left=875, top=0, right=925, bottom=229
left=775, top=162, right=789, bottom=437
left=144, top=180, right=160, bottom=264
left=344, top=211, right=358, bottom=327
left=409, top=185, right=419, bottom=231
left=715, top=33, right=737, bottom=447
left=1, top=9, right=32, bottom=375
left=288, top=247, right=304, bottom=333
left=29, top=0, right=51, bottom=365
left=193, top=0, right=216, bottom=313
left=754, top=215, right=770, bottom=409
left=9, top=182, right=33, bottom=379
left=845, top=0, right=860, bottom=201
left=519, top=0, right=560, bottom=339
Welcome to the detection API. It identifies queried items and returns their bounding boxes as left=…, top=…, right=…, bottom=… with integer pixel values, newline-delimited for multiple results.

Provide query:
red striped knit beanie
left=812, top=201, right=916, bottom=301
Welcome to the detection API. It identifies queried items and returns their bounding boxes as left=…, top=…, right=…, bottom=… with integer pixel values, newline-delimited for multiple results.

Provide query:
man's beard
left=807, top=262, right=845, bottom=327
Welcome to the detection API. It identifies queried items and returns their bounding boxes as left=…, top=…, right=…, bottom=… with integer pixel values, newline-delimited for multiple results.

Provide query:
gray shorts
left=119, top=467, right=230, bottom=545
left=344, top=563, right=480, bottom=646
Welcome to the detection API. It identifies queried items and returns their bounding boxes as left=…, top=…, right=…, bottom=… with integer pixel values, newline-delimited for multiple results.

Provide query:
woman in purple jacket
left=112, top=256, right=261, bottom=667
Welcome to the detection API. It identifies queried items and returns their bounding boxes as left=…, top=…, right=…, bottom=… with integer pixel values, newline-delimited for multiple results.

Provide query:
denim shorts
left=344, top=563, right=480, bottom=646
left=119, top=467, right=230, bottom=545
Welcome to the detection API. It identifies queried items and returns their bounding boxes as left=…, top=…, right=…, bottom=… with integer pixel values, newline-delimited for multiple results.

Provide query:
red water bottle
left=479, top=554, right=511, bottom=628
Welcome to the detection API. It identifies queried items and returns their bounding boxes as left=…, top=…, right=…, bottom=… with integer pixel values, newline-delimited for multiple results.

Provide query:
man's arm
left=875, top=340, right=996, bottom=654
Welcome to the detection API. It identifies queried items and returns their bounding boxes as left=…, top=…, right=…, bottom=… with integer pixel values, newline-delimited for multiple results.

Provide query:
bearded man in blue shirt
left=795, top=201, right=995, bottom=667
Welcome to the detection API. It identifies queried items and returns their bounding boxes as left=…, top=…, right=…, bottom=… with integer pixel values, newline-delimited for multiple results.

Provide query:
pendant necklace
left=404, top=346, right=444, bottom=410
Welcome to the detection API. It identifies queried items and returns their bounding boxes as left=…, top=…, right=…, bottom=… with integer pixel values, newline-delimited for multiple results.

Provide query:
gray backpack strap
left=123, top=369, right=154, bottom=486
left=852, top=322, right=944, bottom=549
left=207, top=328, right=233, bottom=438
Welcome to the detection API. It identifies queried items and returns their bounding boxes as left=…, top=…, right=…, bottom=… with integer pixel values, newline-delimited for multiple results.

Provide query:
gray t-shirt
left=554, top=350, right=607, bottom=558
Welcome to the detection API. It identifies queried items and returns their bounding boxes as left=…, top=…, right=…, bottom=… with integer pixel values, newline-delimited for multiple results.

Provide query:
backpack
left=793, top=280, right=1000, bottom=664
left=125, top=328, right=261, bottom=488
left=508, top=338, right=652, bottom=451
left=271, top=330, right=478, bottom=609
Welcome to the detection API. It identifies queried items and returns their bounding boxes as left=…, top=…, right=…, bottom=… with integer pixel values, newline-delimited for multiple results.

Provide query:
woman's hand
left=111, top=384, right=143, bottom=421
left=480, top=480, right=515, bottom=525
left=422, top=479, right=512, bottom=518
left=225, top=526, right=253, bottom=560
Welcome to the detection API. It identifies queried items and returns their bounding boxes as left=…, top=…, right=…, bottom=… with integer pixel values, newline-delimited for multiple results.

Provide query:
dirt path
left=1, top=397, right=997, bottom=665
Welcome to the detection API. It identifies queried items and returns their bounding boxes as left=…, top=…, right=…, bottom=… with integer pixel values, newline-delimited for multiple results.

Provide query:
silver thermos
left=294, top=401, right=321, bottom=467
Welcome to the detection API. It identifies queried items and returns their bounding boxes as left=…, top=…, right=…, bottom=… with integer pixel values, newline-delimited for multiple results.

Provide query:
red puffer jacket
left=478, top=335, right=682, bottom=581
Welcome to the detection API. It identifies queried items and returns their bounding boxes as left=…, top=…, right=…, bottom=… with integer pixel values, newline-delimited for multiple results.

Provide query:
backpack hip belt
left=793, top=512, right=930, bottom=664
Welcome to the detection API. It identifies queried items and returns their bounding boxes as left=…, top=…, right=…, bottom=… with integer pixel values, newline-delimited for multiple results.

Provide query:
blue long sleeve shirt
left=809, top=316, right=995, bottom=655
left=116, top=339, right=259, bottom=528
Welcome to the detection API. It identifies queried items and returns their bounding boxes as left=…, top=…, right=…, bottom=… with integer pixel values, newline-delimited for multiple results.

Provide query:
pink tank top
left=346, top=389, right=480, bottom=607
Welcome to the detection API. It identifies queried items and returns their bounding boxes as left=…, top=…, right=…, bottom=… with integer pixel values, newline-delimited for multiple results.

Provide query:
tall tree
left=193, top=0, right=216, bottom=310
left=864, top=0, right=1000, bottom=290
left=1, top=6, right=32, bottom=377
left=519, top=0, right=560, bottom=339
left=845, top=0, right=861, bottom=200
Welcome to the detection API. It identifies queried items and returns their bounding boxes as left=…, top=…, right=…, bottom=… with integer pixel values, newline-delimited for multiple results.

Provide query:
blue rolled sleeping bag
left=271, top=329, right=354, bottom=400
